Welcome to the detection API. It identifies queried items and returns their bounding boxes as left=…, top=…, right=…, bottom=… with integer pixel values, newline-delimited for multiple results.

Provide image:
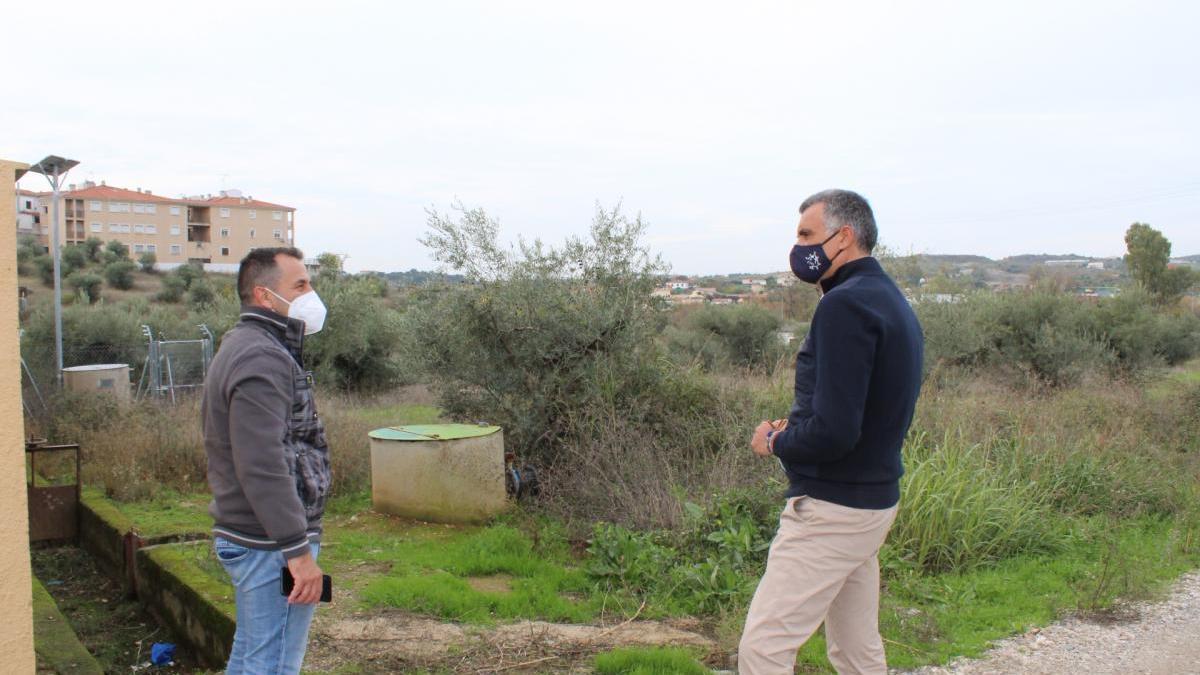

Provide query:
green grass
left=351, top=403, right=443, bottom=427
left=31, top=577, right=104, bottom=674
left=333, top=515, right=600, bottom=623
left=593, top=647, right=710, bottom=675
left=80, top=484, right=1200, bottom=672
left=112, top=489, right=211, bottom=538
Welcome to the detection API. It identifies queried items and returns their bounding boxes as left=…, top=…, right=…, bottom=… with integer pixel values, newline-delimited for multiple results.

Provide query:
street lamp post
left=23, top=155, right=79, bottom=387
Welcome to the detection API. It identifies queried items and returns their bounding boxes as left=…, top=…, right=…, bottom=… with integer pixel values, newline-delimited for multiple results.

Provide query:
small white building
left=670, top=280, right=692, bottom=291
left=15, top=189, right=43, bottom=238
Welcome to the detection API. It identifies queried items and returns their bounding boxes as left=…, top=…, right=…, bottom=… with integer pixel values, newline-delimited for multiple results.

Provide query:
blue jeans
left=214, top=536, right=320, bottom=675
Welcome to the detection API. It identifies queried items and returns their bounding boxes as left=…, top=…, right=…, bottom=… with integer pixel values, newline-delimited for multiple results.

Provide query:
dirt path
left=900, top=572, right=1200, bottom=675
left=304, top=611, right=717, bottom=673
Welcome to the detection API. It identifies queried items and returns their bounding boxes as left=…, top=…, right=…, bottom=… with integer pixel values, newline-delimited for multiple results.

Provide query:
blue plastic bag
left=150, top=642, right=176, bottom=666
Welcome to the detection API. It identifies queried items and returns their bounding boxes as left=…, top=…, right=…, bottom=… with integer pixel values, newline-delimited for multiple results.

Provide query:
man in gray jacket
left=203, top=247, right=332, bottom=674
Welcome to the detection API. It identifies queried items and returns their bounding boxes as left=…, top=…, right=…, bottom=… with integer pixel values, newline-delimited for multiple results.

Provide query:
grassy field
left=94, top=487, right=1200, bottom=672
left=36, top=356, right=1200, bottom=672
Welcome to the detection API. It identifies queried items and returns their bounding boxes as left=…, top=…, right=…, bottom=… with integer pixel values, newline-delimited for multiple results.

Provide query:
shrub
left=138, top=251, right=157, bottom=273
left=66, top=271, right=103, bottom=304
left=20, top=302, right=145, bottom=387
left=174, top=262, right=205, bottom=289
left=155, top=274, right=188, bottom=303
left=188, top=278, right=216, bottom=308
left=103, top=260, right=138, bottom=290
left=34, top=255, right=56, bottom=286
left=306, top=275, right=405, bottom=391
left=917, top=288, right=1200, bottom=386
left=105, top=240, right=129, bottom=260
left=402, top=203, right=669, bottom=462
left=17, top=236, right=43, bottom=264
left=673, top=304, right=784, bottom=370
left=60, top=244, right=88, bottom=273
left=82, top=237, right=105, bottom=262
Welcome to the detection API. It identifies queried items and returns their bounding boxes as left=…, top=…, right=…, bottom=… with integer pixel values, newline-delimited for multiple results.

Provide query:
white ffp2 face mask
left=265, top=288, right=328, bottom=335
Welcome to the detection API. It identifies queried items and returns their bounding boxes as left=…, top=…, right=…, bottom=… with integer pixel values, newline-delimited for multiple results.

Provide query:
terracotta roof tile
left=193, top=196, right=294, bottom=210
left=61, top=184, right=176, bottom=203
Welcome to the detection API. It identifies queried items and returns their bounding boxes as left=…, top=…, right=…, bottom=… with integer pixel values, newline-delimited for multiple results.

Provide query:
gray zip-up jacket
left=203, top=306, right=332, bottom=559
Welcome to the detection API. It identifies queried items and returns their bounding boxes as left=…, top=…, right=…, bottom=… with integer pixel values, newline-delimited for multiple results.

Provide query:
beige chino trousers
left=738, top=495, right=899, bottom=675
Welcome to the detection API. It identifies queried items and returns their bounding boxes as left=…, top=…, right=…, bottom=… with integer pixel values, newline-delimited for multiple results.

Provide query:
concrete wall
left=0, top=158, right=36, bottom=671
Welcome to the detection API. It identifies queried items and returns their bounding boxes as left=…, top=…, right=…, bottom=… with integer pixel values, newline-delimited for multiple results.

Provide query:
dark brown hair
left=237, top=247, right=304, bottom=303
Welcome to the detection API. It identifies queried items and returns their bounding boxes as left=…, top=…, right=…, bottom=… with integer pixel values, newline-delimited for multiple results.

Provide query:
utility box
left=62, top=364, right=131, bottom=400
left=369, top=424, right=506, bottom=524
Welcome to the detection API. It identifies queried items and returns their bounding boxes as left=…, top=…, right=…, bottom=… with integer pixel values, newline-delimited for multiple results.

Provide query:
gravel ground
left=898, top=571, right=1200, bottom=675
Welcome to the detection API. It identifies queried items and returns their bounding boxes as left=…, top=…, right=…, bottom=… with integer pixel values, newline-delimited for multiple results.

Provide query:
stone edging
left=78, top=490, right=231, bottom=667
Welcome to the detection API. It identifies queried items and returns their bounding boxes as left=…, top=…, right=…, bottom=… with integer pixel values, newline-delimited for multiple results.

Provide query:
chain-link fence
left=20, top=325, right=213, bottom=409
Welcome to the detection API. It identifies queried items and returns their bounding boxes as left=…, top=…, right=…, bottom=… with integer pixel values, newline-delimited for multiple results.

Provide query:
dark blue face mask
left=790, top=228, right=845, bottom=284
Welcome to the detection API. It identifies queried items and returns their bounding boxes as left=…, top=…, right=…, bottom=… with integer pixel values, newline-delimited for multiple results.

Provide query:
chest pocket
left=289, top=370, right=331, bottom=518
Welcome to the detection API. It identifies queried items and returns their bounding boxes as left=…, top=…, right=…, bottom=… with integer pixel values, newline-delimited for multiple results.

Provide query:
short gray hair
left=799, top=189, right=878, bottom=253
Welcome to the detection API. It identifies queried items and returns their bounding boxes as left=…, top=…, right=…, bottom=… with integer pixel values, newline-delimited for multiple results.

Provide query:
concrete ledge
left=79, top=488, right=137, bottom=593
left=79, top=488, right=210, bottom=596
left=32, top=577, right=104, bottom=674
left=78, top=490, right=235, bottom=668
left=136, top=541, right=235, bottom=669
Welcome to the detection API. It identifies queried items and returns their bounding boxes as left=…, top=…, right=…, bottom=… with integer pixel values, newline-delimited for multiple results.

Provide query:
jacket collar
left=239, top=305, right=305, bottom=366
left=819, top=256, right=884, bottom=294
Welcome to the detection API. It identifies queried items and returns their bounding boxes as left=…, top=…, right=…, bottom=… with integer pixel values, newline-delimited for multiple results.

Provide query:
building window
left=90, top=201, right=102, bottom=212
left=133, top=204, right=146, bottom=214
left=109, top=202, right=130, bottom=213
left=170, top=244, right=182, bottom=255
left=108, top=224, right=120, bottom=233
left=170, top=205, right=181, bottom=216
left=91, top=223, right=103, bottom=233
left=220, top=227, right=230, bottom=238
left=272, top=211, right=283, bottom=220
left=220, top=208, right=231, bottom=218
left=220, top=246, right=230, bottom=256
left=134, top=224, right=145, bottom=234
left=122, top=224, right=131, bottom=233
left=145, top=224, right=157, bottom=234
left=146, top=204, right=156, bottom=214
left=272, top=229, right=282, bottom=240
left=133, top=244, right=145, bottom=253
left=249, top=210, right=256, bottom=219
left=170, top=225, right=181, bottom=236
left=249, top=228, right=256, bottom=238
left=147, top=244, right=157, bottom=253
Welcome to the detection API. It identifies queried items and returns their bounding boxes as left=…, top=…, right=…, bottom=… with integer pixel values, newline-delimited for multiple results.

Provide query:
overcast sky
left=6, top=1, right=1198, bottom=273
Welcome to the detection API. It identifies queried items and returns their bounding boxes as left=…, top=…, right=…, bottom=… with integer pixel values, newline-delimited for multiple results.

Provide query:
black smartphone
left=280, top=567, right=332, bottom=603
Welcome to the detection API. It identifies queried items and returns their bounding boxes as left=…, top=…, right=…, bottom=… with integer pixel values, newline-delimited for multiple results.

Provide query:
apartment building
left=20, top=180, right=296, bottom=271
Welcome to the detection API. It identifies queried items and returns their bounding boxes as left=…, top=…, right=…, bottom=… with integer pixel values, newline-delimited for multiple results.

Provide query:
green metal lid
left=369, top=423, right=502, bottom=442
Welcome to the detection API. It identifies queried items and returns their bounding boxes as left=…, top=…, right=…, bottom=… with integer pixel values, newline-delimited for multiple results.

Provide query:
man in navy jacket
left=737, top=190, right=924, bottom=675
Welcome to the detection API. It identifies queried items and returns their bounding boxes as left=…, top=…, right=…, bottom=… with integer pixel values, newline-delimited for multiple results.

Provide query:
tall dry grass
left=28, top=385, right=434, bottom=502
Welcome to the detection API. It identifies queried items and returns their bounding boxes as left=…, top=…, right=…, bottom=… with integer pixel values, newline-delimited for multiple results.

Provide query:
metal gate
left=26, top=438, right=81, bottom=543
left=136, top=324, right=215, bottom=403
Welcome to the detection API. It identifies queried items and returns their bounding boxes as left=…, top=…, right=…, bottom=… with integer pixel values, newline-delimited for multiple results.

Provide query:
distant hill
left=920, top=254, right=994, bottom=265
left=370, top=268, right=466, bottom=286
left=999, top=254, right=1105, bottom=264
